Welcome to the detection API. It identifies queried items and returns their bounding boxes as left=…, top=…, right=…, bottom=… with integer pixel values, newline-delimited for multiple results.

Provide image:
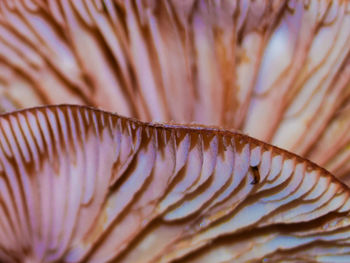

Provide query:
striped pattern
left=1, top=0, right=350, bottom=185
left=0, top=105, right=349, bottom=262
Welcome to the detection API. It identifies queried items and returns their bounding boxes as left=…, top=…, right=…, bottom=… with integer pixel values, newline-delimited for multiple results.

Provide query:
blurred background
left=0, top=0, right=350, bottom=182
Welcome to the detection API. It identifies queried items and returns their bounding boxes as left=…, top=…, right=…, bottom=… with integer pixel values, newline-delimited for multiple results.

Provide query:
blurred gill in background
left=0, top=0, right=350, bottom=182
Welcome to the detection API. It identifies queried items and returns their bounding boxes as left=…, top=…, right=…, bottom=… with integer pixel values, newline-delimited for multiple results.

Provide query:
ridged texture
left=0, top=0, right=350, bottom=183
left=0, top=105, right=349, bottom=262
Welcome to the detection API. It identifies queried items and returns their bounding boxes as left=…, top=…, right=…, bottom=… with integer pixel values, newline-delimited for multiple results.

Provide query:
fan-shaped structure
left=0, top=0, right=350, bottom=184
left=0, top=105, right=349, bottom=262
left=1, top=0, right=350, bottom=262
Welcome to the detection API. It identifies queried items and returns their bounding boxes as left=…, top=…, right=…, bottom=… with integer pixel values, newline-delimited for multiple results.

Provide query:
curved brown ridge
left=0, top=104, right=349, bottom=262
left=1, top=0, right=350, bottom=184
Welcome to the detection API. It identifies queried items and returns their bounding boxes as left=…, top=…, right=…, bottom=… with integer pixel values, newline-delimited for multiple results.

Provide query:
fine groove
left=0, top=0, right=350, bottom=185
left=0, top=104, right=347, bottom=262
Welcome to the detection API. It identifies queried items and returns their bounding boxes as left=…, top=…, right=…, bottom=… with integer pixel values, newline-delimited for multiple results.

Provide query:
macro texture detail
left=0, top=105, right=349, bottom=262
left=0, top=0, right=350, bottom=183
left=1, top=0, right=350, bottom=262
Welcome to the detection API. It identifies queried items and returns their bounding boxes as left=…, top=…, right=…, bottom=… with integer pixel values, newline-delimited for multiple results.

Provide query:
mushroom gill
left=0, top=104, right=349, bottom=262
left=0, top=0, right=350, bottom=184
